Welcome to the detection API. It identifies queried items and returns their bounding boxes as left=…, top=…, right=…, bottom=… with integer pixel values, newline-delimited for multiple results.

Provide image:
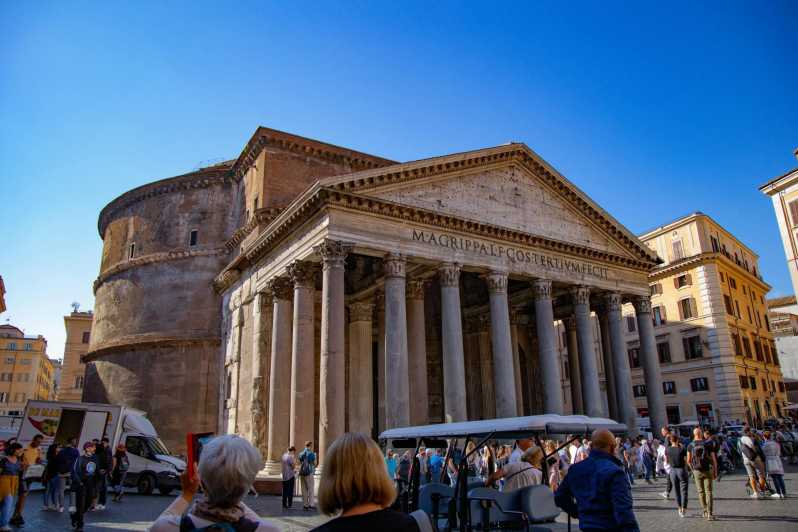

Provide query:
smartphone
left=186, top=432, right=214, bottom=479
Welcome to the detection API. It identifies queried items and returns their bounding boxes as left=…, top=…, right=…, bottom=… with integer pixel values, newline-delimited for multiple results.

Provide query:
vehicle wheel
left=137, top=474, right=155, bottom=495
left=159, top=487, right=173, bottom=496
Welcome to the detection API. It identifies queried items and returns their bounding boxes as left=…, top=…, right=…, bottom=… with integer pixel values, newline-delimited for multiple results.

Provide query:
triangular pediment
left=360, top=162, right=631, bottom=258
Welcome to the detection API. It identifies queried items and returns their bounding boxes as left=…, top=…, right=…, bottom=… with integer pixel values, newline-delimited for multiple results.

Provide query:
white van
left=17, top=400, right=185, bottom=495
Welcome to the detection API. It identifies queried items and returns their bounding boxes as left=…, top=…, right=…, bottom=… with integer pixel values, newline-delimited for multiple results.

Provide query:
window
left=628, top=348, right=640, bottom=369
left=666, top=406, right=681, bottom=424
left=23, top=343, right=31, bottom=351
left=75, top=375, right=84, bottom=389
left=739, top=375, right=749, bottom=388
left=741, top=336, right=752, bottom=358
left=6, top=343, right=15, bottom=351
left=81, top=331, right=90, bottom=344
left=128, top=242, right=136, bottom=259
left=678, top=298, right=696, bottom=320
left=652, top=306, right=666, bottom=326
left=626, top=316, right=636, bottom=332
left=657, top=342, right=671, bottom=363
left=650, top=283, right=663, bottom=296
left=691, top=377, right=709, bottom=392
left=633, top=385, right=647, bottom=397
left=675, top=274, right=690, bottom=288
left=663, top=381, right=676, bottom=394
left=683, top=336, right=703, bottom=359
left=724, top=295, right=734, bottom=316
left=732, top=333, right=742, bottom=356
left=711, top=236, right=720, bottom=252
left=749, top=376, right=757, bottom=390
left=672, top=240, right=684, bottom=260
left=189, top=229, right=198, bottom=247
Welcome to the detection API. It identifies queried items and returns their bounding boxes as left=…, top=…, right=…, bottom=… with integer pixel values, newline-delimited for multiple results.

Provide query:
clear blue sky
left=1, top=1, right=796, bottom=359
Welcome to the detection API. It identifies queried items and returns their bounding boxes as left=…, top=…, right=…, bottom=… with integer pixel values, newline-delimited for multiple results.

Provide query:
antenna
left=71, top=301, right=80, bottom=313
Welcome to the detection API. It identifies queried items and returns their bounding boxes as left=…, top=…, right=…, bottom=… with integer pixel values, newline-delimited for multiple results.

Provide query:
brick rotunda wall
left=86, top=164, right=238, bottom=453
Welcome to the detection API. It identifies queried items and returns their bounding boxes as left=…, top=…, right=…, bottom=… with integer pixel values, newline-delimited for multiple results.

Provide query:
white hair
left=198, top=434, right=263, bottom=508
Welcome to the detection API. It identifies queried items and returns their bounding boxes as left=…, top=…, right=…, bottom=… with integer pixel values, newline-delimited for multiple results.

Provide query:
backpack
left=179, top=514, right=259, bottom=532
left=299, top=451, right=313, bottom=477
left=689, top=441, right=710, bottom=471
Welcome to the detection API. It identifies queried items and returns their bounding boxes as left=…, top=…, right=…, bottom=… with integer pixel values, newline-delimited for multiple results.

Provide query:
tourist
left=740, top=427, right=767, bottom=497
left=149, top=435, right=279, bottom=531
left=485, top=445, right=543, bottom=491
left=281, top=445, right=296, bottom=509
left=762, top=431, right=786, bottom=498
left=311, top=432, right=426, bottom=532
left=70, top=441, right=99, bottom=532
left=42, top=442, right=63, bottom=511
left=94, top=437, right=113, bottom=510
left=110, top=443, right=129, bottom=502
left=664, top=434, right=689, bottom=517
left=56, top=439, right=79, bottom=513
left=554, top=429, right=639, bottom=531
left=0, top=443, right=23, bottom=531
left=298, top=441, right=317, bottom=510
left=686, top=427, right=717, bottom=521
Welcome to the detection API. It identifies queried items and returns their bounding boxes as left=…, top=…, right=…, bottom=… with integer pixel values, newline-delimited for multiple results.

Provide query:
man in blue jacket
left=555, top=429, right=640, bottom=531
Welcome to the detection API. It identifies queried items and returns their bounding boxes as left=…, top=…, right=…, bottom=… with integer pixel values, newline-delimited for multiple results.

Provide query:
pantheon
left=86, top=127, right=667, bottom=462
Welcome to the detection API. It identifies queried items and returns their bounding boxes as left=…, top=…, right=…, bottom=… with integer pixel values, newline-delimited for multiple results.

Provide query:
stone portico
left=213, top=140, right=666, bottom=473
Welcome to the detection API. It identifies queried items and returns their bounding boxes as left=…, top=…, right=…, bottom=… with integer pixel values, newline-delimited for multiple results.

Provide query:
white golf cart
left=380, top=414, right=628, bottom=532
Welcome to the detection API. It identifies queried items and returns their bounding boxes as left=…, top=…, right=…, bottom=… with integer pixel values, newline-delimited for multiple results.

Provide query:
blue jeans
left=0, top=494, right=14, bottom=526
left=45, top=475, right=63, bottom=508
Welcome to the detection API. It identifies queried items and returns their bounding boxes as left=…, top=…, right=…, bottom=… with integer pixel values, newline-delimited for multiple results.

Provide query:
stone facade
left=60, top=310, right=93, bottom=402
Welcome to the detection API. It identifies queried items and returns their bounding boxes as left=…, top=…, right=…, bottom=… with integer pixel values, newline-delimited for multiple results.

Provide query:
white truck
left=16, top=400, right=185, bottom=495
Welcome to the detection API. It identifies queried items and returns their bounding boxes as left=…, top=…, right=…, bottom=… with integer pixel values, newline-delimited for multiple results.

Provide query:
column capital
left=632, top=296, right=653, bottom=315
left=570, top=285, right=591, bottom=306
left=603, top=292, right=623, bottom=312
left=483, top=271, right=508, bottom=294
left=287, top=260, right=317, bottom=289
left=314, top=239, right=352, bottom=270
left=438, top=262, right=461, bottom=287
left=266, top=276, right=294, bottom=301
left=383, top=253, right=406, bottom=278
left=406, top=279, right=426, bottom=300
left=563, top=316, right=576, bottom=331
left=349, top=302, right=374, bottom=322
left=531, top=278, right=553, bottom=300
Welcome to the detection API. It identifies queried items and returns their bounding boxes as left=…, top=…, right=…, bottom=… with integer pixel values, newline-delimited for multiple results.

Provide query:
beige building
left=60, top=310, right=93, bottom=401
left=622, top=213, right=786, bottom=427
left=0, top=324, right=56, bottom=415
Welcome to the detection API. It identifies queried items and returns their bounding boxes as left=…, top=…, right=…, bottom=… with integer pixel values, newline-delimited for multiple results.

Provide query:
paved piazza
left=18, top=464, right=798, bottom=531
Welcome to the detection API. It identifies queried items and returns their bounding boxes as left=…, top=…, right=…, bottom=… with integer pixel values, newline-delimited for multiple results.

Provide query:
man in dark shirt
left=555, top=429, right=639, bottom=531
left=686, top=428, right=717, bottom=521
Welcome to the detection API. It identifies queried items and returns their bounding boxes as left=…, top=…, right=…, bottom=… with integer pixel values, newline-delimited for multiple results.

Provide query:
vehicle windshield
left=146, top=437, right=171, bottom=456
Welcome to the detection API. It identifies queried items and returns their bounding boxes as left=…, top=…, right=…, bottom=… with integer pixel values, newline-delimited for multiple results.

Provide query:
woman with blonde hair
left=312, top=432, right=428, bottom=531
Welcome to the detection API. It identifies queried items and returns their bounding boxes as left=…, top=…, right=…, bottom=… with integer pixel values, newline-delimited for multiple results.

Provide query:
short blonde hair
left=317, top=432, right=396, bottom=516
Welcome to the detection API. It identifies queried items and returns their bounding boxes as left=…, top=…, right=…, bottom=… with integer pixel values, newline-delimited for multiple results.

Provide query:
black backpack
left=179, top=514, right=259, bottom=532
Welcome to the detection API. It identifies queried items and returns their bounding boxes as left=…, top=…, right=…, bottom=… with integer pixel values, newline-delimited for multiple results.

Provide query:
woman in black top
left=311, top=433, right=425, bottom=532
left=664, top=434, right=689, bottom=517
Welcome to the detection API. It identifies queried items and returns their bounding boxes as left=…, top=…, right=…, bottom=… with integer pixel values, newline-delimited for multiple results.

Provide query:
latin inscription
left=412, top=229, right=610, bottom=280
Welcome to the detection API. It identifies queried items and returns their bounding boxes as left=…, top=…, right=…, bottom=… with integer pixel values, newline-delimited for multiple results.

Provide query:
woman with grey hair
left=149, top=435, right=279, bottom=531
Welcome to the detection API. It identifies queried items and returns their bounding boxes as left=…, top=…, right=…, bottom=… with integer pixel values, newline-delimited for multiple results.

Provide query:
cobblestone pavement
left=18, top=464, right=798, bottom=531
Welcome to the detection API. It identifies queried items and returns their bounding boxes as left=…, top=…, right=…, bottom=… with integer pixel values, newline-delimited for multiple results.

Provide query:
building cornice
left=212, top=186, right=660, bottom=294
left=231, top=126, right=396, bottom=181
left=649, top=251, right=771, bottom=291
left=97, top=164, right=234, bottom=238
left=94, top=246, right=229, bottom=294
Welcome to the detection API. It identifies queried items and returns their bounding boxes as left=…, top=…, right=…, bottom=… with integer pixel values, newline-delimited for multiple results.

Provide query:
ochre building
left=0, top=324, right=56, bottom=415
left=622, top=213, right=786, bottom=427
left=60, top=310, right=93, bottom=401
left=88, top=127, right=669, bottom=456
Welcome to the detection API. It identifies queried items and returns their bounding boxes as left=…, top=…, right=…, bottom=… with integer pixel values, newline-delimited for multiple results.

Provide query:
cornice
left=97, top=164, right=234, bottom=238
left=213, top=186, right=659, bottom=294
left=94, top=246, right=229, bottom=293
left=648, top=252, right=771, bottom=291
left=320, top=145, right=659, bottom=265
left=231, top=127, right=396, bottom=182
